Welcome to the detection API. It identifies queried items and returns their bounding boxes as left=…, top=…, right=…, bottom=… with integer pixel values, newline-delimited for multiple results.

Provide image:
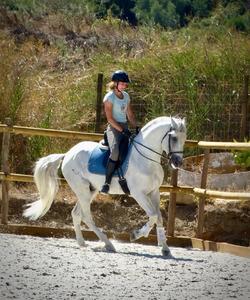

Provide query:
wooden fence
left=0, top=120, right=250, bottom=239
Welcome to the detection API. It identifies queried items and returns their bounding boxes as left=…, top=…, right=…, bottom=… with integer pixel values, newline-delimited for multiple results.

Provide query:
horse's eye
left=171, top=136, right=178, bottom=143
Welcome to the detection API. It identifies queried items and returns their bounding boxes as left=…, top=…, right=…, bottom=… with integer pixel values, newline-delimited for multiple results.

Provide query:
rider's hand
left=122, top=128, right=132, bottom=138
left=135, top=126, right=141, bottom=135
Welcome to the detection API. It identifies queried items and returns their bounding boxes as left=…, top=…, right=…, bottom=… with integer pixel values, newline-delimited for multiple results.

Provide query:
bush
left=228, top=13, right=250, bottom=33
left=233, top=140, right=250, bottom=169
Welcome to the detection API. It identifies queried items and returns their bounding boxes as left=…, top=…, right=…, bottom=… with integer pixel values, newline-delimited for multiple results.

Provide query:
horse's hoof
left=130, top=229, right=139, bottom=242
left=130, top=232, right=136, bottom=242
left=162, top=248, right=171, bottom=257
left=105, top=243, right=116, bottom=253
left=77, top=239, right=87, bottom=247
left=93, top=245, right=116, bottom=253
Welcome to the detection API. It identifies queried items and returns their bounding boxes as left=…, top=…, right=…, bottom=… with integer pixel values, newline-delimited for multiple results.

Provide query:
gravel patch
left=0, top=233, right=249, bottom=300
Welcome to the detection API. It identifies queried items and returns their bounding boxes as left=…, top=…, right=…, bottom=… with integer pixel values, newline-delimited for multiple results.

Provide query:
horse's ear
left=182, top=117, right=186, bottom=130
left=170, top=117, right=178, bottom=129
left=178, top=118, right=186, bottom=132
left=179, top=118, right=186, bottom=132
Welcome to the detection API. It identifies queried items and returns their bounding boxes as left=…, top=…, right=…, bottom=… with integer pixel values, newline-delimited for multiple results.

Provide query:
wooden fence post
left=196, top=149, right=210, bottom=238
left=95, top=73, right=103, bottom=133
left=1, top=118, right=12, bottom=224
left=240, top=75, right=249, bottom=140
left=167, top=169, right=178, bottom=237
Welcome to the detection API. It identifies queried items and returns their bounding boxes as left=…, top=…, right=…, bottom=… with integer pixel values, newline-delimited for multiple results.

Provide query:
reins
left=131, top=138, right=167, bottom=165
left=130, top=127, right=183, bottom=165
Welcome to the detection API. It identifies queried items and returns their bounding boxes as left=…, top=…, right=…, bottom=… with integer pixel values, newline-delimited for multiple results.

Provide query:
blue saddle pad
left=88, top=145, right=131, bottom=176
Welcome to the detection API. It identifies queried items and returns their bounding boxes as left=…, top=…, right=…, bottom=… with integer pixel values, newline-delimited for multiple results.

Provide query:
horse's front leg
left=71, top=202, right=87, bottom=247
left=150, top=189, right=171, bottom=257
left=130, top=215, right=158, bottom=241
left=156, top=226, right=171, bottom=256
left=129, top=191, right=158, bottom=241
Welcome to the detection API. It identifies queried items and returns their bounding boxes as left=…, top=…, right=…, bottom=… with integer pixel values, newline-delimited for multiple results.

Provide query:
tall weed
left=27, top=106, right=52, bottom=162
left=1, top=11, right=249, bottom=171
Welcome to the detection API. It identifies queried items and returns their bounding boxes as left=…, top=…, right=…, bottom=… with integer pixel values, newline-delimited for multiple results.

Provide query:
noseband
left=131, top=127, right=183, bottom=165
left=161, top=127, right=184, bottom=158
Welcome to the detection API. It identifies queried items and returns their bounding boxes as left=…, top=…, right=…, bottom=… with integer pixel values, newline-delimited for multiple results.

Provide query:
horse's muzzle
left=169, top=154, right=183, bottom=169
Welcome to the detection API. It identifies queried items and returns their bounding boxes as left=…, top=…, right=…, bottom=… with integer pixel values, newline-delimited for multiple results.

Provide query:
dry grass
left=1, top=9, right=250, bottom=171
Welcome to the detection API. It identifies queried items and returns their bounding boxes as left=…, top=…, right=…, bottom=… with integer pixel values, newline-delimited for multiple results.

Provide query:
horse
left=23, top=116, right=186, bottom=256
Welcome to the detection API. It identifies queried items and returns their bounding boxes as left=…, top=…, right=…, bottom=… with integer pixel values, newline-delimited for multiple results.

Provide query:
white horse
left=23, top=116, right=186, bottom=256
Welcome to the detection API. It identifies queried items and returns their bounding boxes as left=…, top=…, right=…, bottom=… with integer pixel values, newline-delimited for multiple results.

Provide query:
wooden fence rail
left=198, top=141, right=250, bottom=150
left=0, top=122, right=250, bottom=238
left=0, top=124, right=102, bottom=141
left=0, top=172, right=249, bottom=200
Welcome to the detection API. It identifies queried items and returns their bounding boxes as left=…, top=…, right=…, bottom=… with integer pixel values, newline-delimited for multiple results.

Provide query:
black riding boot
left=100, top=159, right=117, bottom=194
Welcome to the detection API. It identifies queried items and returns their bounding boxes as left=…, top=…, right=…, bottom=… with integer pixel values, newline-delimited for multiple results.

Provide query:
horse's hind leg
left=63, top=166, right=115, bottom=252
left=71, top=202, right=86, bottom=247
left=78, top=193, right=116, bottom=252
left=73, top=186, right=115, bottom=252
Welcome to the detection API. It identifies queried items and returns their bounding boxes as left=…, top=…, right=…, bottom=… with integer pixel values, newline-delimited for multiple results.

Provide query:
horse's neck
left=133, top=123, right=170, bottom=162
left=143, top=123, right=170, bottom=148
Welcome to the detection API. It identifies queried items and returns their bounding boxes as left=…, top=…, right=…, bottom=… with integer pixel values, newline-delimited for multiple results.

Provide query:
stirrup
left=117, top=167, right=130, bottom=195
left=100, top=183, right=110, bottom=194
left=118, top=177, right=130, bottom=195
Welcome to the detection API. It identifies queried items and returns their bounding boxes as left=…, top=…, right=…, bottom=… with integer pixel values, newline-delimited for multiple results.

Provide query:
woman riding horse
left=23, top=116, right=186, bottom=255
left=101, top=70, right=139, bottom=194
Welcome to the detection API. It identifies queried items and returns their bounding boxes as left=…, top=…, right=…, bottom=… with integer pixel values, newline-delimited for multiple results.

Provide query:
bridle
left=130, top=127, right=184, bottom=165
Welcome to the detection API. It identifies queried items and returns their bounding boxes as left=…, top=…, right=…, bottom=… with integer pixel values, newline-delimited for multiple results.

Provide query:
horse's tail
left=23, top=153, right=65, bottom=220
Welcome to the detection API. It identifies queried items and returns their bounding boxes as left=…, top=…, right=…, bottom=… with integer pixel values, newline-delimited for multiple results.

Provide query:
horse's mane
left=141, top=116, right=185, bottom=133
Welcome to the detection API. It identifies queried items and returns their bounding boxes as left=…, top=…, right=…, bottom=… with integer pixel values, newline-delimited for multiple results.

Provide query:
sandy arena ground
left=0, top=233, right=249, bottom=300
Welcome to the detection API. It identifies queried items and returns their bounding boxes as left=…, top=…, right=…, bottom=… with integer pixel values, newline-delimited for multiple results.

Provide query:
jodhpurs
left=106, top=123, right=128, bottom=161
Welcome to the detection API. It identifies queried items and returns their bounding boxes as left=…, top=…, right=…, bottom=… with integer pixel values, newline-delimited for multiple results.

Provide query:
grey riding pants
left=106, top=122, right=128, bottom=161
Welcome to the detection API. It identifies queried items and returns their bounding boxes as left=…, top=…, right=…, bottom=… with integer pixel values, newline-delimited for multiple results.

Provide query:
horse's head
left=162, top=117, right=186, bottom=169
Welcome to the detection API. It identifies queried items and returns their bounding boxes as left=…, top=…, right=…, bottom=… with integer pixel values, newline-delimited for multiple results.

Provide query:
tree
left=165, top=1, right=180, bottom=28
left=135, top=0, right=180, bottom=28
left=85, top=0, right=137, bottom=25
left=173, top=0, right=192, bottom=26
left=133, top=0, right=152, bottom=24
left=191, top=0, right=213, bottom=18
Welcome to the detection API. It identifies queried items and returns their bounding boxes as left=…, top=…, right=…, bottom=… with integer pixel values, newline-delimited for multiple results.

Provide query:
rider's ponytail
left=106, top=81, right=116, bottom=92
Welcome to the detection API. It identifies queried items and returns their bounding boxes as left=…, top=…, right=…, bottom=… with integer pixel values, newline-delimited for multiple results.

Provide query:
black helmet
left=111, top=70, right=130, bottom=83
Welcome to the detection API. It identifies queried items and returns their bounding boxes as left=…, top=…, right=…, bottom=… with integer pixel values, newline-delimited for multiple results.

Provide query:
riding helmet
left=111, top=70, right=131, bottom=83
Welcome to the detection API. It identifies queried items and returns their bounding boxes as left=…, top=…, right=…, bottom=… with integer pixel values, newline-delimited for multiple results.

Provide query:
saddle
left=88, top=134, right=131, bottom=194
left=88, top=146, right=130, bottom=176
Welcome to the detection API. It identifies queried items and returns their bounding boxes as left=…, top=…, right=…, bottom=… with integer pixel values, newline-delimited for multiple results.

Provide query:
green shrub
left=233, top=140, right=250, bottom=169
left=227, top=13, right=250, bottom=33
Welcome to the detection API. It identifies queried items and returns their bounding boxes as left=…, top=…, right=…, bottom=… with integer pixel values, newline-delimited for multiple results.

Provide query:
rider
left=100, top=70, right=139, bottom=194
